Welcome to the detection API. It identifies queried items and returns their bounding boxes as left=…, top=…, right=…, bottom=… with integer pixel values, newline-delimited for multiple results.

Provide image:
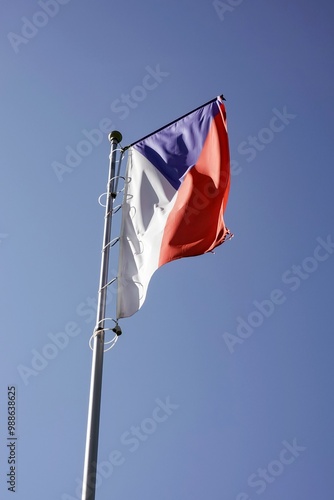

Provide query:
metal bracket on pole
left=81, top=131, right=122, bottom=500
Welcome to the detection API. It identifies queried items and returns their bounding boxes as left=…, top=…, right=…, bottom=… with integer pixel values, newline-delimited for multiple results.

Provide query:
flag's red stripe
left=158, top=107, right=230, bottom=266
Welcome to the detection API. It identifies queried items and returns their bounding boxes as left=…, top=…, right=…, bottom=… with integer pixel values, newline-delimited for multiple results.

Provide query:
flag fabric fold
left=116, top=96, right=231, bottom=319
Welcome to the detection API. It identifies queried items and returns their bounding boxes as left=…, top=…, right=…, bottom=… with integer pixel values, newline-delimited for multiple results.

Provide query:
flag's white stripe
left=117, top=149, right=178, bottom=318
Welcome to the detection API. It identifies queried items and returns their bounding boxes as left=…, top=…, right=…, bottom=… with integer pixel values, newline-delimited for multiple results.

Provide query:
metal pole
left=81, top=131, right=122, bottom=500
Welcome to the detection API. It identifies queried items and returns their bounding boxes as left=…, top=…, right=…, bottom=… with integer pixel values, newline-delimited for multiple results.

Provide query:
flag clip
left=89, top=318, right=121, bottom=352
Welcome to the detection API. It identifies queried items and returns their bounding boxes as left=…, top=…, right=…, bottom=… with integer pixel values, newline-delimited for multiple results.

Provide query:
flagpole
left=81, top=130, right=122, bottom=500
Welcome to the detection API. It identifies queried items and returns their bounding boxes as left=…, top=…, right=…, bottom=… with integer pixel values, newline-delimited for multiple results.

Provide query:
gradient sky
left=1, top=1, right=334, bottom=499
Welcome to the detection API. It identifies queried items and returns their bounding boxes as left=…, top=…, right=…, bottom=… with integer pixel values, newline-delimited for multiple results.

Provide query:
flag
left=116, top=96, right=231, bottom=319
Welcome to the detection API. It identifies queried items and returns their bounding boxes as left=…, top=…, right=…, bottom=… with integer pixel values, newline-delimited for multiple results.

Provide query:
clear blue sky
left=1, top=1, right=334, bottom=499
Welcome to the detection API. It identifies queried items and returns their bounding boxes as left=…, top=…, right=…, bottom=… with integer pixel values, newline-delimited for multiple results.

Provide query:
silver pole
left=81, top=131, right=122, bottom=500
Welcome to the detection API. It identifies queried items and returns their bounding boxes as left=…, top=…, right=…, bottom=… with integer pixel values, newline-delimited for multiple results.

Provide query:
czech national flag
left=117, top=96, right=232, bottom=319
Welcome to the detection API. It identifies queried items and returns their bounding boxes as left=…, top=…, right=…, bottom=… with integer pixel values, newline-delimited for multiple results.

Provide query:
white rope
left=89, top=318, right=121, bottom=352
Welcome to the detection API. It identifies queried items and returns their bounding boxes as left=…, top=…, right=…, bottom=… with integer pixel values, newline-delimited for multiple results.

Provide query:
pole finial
left=108, top=130, right=122, bottom=143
